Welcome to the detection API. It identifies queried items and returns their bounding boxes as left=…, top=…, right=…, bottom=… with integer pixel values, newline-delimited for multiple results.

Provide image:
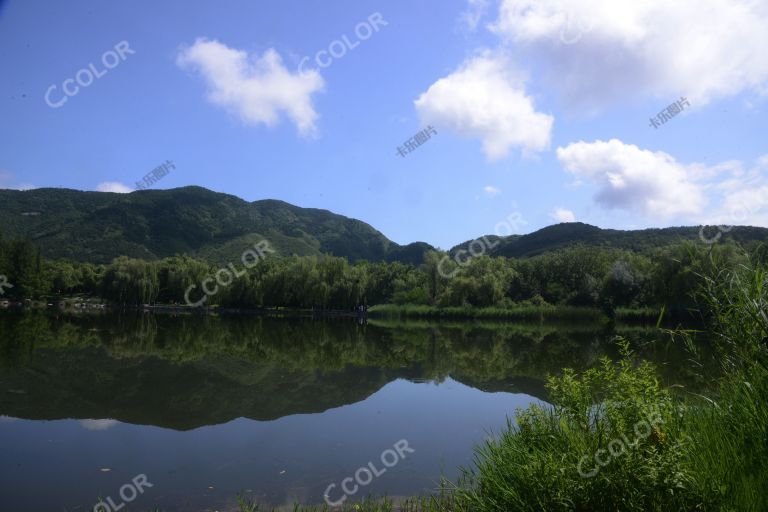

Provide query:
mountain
left=449, top=222, right=768, bottom=258
left=0, top=186, right=433, bottom=264
left=1, top=187, right=766, bottom=265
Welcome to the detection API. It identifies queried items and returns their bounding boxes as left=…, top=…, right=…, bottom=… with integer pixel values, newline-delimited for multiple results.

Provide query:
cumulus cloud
left=551, top=208, right=576, bottom=223
left=701, top=156, right=768, bottom=227
left=177, top=38, right=324, bottom=136
left=489, top=0, right=768, bottom=108
left=557, top=140, right=768, bottom=227
left=483, top=185, right=501, bottom=197
left=96, top=181, right=133, bottom=193
left=462, top=0, right=491, bottom=31
left=557, top=139, right=706, bottom=218
left=415, top=54, right=553, bottom=160
left=715, top=186, right=768, bottom=226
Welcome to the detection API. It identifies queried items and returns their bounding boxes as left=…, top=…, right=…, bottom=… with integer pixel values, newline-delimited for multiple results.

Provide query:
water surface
left=0, top=312, right=696, bottom=511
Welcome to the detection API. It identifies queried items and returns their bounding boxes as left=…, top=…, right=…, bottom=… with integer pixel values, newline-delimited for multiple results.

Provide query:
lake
left=0, top=312, right=698, bottom=511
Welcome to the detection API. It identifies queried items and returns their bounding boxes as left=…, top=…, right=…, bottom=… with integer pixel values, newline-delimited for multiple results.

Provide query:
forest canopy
left=1, top=229, right=765, bottom=314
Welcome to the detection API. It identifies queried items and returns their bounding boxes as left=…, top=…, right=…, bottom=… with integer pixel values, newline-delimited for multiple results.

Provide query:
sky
left=1, top=0, right=767, bottom=249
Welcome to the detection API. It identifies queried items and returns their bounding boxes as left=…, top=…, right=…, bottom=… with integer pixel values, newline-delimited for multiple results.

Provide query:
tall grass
left=683, top=363, right=768, bottom=511
left=451, top=341, right=697, bottom=512
left=681, top=262, right=768, bottom=510
left=696, top=264, right=768, bottom=373
left=230, top=494, right=458, bottom=512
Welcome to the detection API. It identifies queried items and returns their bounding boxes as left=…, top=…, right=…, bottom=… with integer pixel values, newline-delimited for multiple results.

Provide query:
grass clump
left=681, top=263, right=768, bottom=511
left=452, top=340, right=696, bottom=512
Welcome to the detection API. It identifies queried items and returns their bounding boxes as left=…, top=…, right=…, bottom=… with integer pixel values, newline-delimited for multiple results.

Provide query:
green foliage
left=684, top=364, right=768, bottom=511
left=452, top=341, right=694, bottom=512
left=2, top=188, right=766, bottom=269
left=0, top=187, right=432, bottom=264
left=0, top=244, right=732, bottom=315
left=0, top=237, right=49, bottom=298
left=100, top=256, right=160, bottom=306
left=696, top=261, right=768, bottom=372
left=680, top=259, right=768, bottom=510
left=0, top=221, right=765, bottom=317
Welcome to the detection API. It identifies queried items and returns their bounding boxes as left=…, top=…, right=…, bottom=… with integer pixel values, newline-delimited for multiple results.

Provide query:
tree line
left=0, top=230, right=765, bottom=313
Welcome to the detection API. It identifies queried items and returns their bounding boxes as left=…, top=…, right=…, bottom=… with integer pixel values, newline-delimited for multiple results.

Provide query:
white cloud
left=715, top=186, right=768, bottom=226
left=483, top=185, right=501, bottom=197
left=462, top=0, right=491, bottom=31
left=551, top=208, right=576, bottom=223
left=557, top=141, right=768, bottom=227
left=415, top=54, right=553, bottom=160
left=557, top=139, right=706, bottom=218
left=96, top=181, right=133, bottom=193
left=177, top=38, right=324, bottom=136
left=701, top=156, right=768, bottom=226
left=489, top=0, right=768, bottom=108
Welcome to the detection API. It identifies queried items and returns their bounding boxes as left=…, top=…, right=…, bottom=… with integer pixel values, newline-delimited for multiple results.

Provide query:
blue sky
left=1, top=0, right=767, bottom=248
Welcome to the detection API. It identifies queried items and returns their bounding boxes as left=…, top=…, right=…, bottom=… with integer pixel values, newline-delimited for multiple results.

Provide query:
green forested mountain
left=1, top=187, right=766, bottom=266
left=450, top=222, right=768, bottom=258
left=0, top=186, right=431, bottom=264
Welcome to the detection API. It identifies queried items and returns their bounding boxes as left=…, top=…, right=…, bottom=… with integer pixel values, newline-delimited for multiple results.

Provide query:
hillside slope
left=0, top=187, right=432, bottom=264
left=2, top=187, right=766, bottom=265
left=449, top=222, right=768, bottom=257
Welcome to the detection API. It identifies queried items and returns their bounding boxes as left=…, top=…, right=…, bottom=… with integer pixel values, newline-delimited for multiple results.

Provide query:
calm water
left=0, top=312, right=697, bottom=511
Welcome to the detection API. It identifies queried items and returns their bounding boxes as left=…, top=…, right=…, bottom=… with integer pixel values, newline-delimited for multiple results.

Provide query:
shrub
left=453, top=340, right=697, bottom=512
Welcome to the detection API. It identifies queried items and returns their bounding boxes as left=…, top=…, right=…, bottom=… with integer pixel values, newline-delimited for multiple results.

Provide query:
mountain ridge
left=0, top=186, right=433, bottom=264
left=452, top=222, right=768, bottom=258
left=1, top=186, right=766, bottom=264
